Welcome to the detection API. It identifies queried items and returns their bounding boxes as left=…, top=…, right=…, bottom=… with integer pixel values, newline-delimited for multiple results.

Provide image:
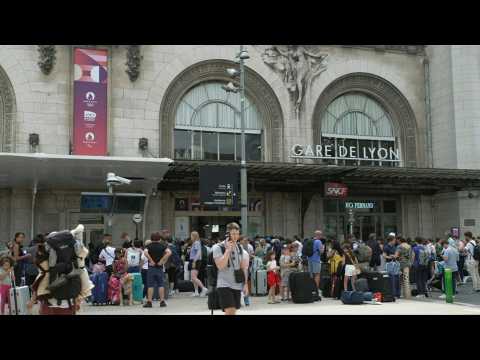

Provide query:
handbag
left=385, top=260, right=400, bottom=275
left=347, top=253, right=361, bottom=275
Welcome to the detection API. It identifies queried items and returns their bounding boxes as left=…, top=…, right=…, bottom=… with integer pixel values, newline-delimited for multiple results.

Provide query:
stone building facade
left=0, top=45, right=478, bottom=246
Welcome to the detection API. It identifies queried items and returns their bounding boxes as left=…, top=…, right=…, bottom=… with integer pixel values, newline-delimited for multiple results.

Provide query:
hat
left=388, top=232, right=396, bottom=237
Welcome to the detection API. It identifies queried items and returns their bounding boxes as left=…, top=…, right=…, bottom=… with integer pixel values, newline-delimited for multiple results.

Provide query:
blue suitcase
left=90, top=272, right=108, bottom=305
left=132, top=273, right=143, bottom=302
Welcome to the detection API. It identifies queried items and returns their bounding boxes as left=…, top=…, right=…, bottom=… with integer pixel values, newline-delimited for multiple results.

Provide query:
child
left=0, top=256, right=15, bottom=315
left=279, top=245, right=295, bottom=301
left=266, top=251, right=281, bottom=304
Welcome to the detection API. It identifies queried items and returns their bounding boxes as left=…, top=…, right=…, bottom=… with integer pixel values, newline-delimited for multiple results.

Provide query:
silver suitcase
left=9, top=286, right=30, bottom=315
left=252, top=270, right=268, bottom=296
left=184, top=261, right=191, bottom=281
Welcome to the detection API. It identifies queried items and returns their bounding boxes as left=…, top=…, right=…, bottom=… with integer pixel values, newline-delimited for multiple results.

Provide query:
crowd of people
left=1, top=225, right=479, bottom=315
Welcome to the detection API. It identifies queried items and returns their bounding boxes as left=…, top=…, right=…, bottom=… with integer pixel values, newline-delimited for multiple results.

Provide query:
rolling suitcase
left=176, top=280, right=195, bottom=292
left=289, top=272, right=319, bottom=304
left=132, top=272, right=143, bottom=302
left=355, top=278, right=369, bottom=292
left=252, top=270, right=268, bottom=296
left=321, top=277, right=332, bottom=298
left=360, top=272, right=392, bottom=296
left=108, top=276, right=121, bottom=305
left=9, top=285, right=30, bottom=315
left=90, top=272, right=108, bottom=305
left=184, top=261, right=191, bottom=281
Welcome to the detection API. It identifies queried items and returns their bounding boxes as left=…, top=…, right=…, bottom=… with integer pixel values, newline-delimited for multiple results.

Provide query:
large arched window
left=320, top=92, right=399, bottom=166
left=174, top=82, right=262, bottom=161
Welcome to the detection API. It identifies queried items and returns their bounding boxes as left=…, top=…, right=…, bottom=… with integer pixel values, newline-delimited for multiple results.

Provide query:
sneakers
left=438, top=294, right=446, bottom=299
left=415, top=294, right=426, bottom=299
left=191, top=292, right=200, bottom=297
left=168, top=290, right=175, bottom=297
left=200, top=287, right=208, bottom=297
left=143, top=301, right=153, bottom=308
left=160, top=300, right=167, bottom=307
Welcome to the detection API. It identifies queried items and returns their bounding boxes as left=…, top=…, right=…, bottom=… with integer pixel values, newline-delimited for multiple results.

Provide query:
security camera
left=106, top=172, right=132, bottom=186
left=468, top=192, right=475, bottom=199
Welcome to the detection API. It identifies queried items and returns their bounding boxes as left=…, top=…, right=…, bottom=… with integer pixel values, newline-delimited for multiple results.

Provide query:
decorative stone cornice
left=37, top=45, right=57, bottom=75
left=125, top=45, right=143, bottom=82
left=340, top=45, right=425, bottom=55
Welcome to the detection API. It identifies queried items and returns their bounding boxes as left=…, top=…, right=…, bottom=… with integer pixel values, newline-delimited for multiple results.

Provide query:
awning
left=0, top=153, right=173, bottom=192
left=159, top=160, right=480, bottom=195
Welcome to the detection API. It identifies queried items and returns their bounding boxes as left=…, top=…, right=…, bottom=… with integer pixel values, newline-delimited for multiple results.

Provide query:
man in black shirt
left=143, top=232, right=171, bottom=308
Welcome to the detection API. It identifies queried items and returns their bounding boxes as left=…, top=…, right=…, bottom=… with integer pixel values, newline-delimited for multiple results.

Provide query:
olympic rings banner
left=73, top=48, right=108, bottom=155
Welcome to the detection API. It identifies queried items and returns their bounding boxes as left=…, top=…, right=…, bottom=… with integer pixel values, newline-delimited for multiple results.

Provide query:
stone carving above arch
left=0, top=65, right=16, bottom=153
left=159, top=59, right=284, bottom=162
left=312, top=73, right=418, bottom=167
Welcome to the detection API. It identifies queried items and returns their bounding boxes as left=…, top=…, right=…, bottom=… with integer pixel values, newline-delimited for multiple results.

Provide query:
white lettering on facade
left=378, top=148, right=388, bottom=160
left=305, top=145, right=314, bottom=157
left=316, top=144, right=322, bottom=157
left=324, top=144, right=332, bottom=157
left=389, top=147, right=399, bottom=160
left=292, top=144, right=304, bottom=156
left=349, top=146, right=356, bottom=158
left=339, top=146, right=348, bottom=157
left=368, top=147, right=376, bottom=159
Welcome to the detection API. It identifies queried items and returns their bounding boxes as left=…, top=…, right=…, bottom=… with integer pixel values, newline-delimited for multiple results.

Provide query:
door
left=360, top=216, right=376, bottom=242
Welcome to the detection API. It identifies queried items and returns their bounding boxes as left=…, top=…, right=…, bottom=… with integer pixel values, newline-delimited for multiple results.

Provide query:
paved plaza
left=72, top=291, right=480, bottom=316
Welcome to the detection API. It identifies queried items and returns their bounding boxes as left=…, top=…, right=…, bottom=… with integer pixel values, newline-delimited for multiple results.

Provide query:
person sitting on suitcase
left=0, top=256, right=15, bottom=315
left=212, top=222, right=249, bottom=315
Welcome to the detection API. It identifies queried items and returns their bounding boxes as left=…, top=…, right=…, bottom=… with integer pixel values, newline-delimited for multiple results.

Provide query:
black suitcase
left=355, top=278, right=369, bottom=292
left=176, top=280, right=195, bottom=292
left=321, top=277, right=332, bottom=298
left=289, top=272, right=320, bottom=304
left=360, top=272, right=392, bottom=296
left=331, top=275, right=343, bottom=299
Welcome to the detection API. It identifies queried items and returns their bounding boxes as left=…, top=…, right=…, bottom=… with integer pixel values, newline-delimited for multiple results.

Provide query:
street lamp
left=223, top=45, right=249, bottom=236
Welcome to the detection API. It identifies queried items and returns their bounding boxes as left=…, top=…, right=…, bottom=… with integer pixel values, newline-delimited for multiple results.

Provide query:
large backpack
left=356, top=243, right=372, bottom=263
left=165, top=244, right=182, bottom=269
left=473, top=244, right=480, bottom=261
left=45, top=231, right=81, bottom=304
left=417, top=246, right=429, bottom=266
left=200, top=243, right=208, bottom=268
left=302, top=238, right=315, bottom=258
left=207, top=243, right=243, bottom=288
left=46, top=231, right=77, bottom=277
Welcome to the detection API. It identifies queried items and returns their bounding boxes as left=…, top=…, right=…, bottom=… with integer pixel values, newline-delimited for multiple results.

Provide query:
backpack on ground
left=417, top=246, right=429, bottom=267
left=302, top=238, right=315, bottom=258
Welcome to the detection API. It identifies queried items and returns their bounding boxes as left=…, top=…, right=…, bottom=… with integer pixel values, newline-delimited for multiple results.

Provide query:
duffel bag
left=341, top=291, right=364, bottom=305
left=363, top=292, right=373, bottom=302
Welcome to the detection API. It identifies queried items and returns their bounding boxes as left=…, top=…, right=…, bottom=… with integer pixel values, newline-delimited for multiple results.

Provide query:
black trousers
left=414, top=265, right=428, bottom=295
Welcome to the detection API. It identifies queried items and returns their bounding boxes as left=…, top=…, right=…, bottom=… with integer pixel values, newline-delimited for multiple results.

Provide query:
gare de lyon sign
left=291, top=143, right=400, bottom=162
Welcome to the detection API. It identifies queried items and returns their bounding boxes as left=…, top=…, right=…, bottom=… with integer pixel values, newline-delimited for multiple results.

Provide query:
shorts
left=146, top=266, right=164, bottom=288
left=217, top=287, right=241, bottom=311
left=308, top=261, right=321, bottom=275
left=281, top=272, right=292, bottom=287
left=127, top=266, right=140, bottom=273
left=344, top=264, right=356, bottom=277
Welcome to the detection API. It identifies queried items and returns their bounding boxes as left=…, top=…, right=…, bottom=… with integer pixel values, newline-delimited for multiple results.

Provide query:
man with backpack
left=464, top=231, right=480, bottom=292
left=303, top=230, right=324, bottom=290
left=210, top=222, right=249, bottom=315
left=412, top=237, right=429, bottom=298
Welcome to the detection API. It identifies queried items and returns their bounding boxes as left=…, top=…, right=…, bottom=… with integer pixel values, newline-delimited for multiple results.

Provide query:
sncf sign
left=325, top=182, right=348, bottom=198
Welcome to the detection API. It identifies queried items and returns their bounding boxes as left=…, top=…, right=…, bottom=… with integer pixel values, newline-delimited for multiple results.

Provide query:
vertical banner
left=73, top=48, right=108, bottom=155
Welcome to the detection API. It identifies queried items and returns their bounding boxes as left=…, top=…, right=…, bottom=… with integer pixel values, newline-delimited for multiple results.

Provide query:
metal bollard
left=444, top=268, right=454, bottom=303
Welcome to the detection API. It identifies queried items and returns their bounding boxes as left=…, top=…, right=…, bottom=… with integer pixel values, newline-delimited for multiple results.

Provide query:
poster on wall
left=73, top=48, right=108, bottom=155
left=175, top=198, right=189, bottom=211
left=199, top=166, right=240, bottom=210
left=175, top=216, right=190, bottom=241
